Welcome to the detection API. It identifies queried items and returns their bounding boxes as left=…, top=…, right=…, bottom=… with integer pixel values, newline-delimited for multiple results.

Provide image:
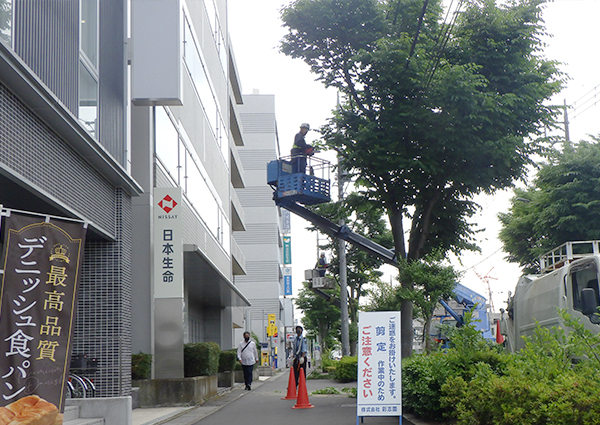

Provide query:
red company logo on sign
left=158, top=195, right=178, bottom=213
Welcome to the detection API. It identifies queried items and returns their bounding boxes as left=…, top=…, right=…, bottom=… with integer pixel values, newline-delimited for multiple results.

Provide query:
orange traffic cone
left=281, top=367, right=297, bottom=400
left=292, top=367, right=314, bottom=409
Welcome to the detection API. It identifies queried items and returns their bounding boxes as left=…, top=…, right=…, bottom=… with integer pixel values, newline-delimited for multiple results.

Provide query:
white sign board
left=357, top=311, right=402, bottom=418
left=153, top=187, right=183, bottom=298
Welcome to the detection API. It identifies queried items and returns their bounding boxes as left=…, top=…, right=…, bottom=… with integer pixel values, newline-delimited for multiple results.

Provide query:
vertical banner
left=283, top=266, right=292, bottom=296
left=283, top=236, right=291, bottom=264
left=357, top=311, right=402, bottom=419
left=281, top=210, right=291, bottom=234
left=0, top=212, right=87, bottom=412
left=153, top=187, right=183, bottom=299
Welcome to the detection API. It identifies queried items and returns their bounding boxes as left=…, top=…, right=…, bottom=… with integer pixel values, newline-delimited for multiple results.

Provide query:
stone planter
left=133, top=375, right=217, bottom=407
left=234, top=368, right=259, bottom=383
left=217, top=371, right=234, bottom=387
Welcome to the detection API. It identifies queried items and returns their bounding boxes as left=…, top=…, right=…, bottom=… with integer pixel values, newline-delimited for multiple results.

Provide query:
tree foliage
left=307, top=192, right=392, bottom=353
left=281, top=0, right=563, bottom=357
left=295, top=281, right=341, bottom=351
left=499, top=137, right=600, bottom=273
left=368, top=251, right=459, bottom=352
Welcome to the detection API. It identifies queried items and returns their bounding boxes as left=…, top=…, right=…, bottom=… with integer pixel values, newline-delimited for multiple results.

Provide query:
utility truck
left=502, top=241, right=600, bottom=352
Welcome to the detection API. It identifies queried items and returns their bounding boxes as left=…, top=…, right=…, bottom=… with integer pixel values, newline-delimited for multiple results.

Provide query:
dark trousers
left=242, top=364, right=254, bottom=387
left=291, top=154, right=307, bottom=174
left=293, top=357, right=307, bottom=387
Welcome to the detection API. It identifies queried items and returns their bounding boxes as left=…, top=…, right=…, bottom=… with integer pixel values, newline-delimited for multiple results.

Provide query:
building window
left=79, top=0, right=98, bottom=136
left=155, top=107, right=180, bottom=184
left=80, top=0, right=98, bottom=68
left=79, top=62, right=98, bottom=136
left=0, top=0, right=12, bottom=46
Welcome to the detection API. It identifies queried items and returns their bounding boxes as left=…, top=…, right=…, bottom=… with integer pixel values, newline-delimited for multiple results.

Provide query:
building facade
left=234, top=94, right=293, bottom=367
left=129, top=0, right=250, bottom=379
left=0, top=0, right=140, bottom=397
left=1, top=0, right=259, bottom=396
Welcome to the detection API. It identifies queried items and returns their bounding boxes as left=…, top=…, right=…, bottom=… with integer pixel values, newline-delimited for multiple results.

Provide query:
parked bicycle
left=67, top=354, right=98, bottom=398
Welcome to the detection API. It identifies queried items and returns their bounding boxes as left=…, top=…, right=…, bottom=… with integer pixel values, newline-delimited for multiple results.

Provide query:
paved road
left=166, top=369, right=410, bottom=425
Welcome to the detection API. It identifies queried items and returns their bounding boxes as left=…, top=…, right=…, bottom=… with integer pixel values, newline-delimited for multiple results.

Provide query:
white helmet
left=300, top=123, right=310, bottom=130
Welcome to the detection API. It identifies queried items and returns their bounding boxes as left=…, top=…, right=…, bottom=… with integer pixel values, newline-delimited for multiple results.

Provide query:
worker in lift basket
left=316, top=252, right=329, bottom=277
left=290, top=123, right=314, bottom=174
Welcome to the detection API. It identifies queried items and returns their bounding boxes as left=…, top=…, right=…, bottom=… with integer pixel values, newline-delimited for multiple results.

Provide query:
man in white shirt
left=237, top=331, right=259, bottom=390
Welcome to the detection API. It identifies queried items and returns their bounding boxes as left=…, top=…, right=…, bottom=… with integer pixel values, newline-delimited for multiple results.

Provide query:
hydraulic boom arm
left=279, top=200, right=397, bottom=267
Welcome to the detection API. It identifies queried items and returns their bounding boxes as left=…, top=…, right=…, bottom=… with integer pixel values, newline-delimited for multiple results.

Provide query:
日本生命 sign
left=0, top=211, right=87, bottom=412
left=357, top=311, right=402, bottom=419
left=153, top=187, right=183, bottom=299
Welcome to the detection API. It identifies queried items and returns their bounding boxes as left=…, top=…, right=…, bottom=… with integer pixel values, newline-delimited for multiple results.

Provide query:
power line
left=571, top=84, right=600, bottom=121
left=573, top=83, right=600, bottom=105
left=423, top=0, right=466, bottom=92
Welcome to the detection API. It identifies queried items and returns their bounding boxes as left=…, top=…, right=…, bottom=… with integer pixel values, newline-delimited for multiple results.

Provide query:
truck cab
left=504, top=241, right=600, bottom=352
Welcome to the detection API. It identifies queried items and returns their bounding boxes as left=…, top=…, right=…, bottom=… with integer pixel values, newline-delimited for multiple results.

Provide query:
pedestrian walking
left=237, top=331, right=258, bottom=390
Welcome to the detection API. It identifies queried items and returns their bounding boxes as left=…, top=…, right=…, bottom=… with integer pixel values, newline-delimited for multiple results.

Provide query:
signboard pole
left=153, top=187, right=184, bottom=379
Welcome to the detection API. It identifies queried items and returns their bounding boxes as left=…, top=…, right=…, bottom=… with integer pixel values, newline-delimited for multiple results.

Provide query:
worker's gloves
left=299, top=357, right=304, bottom=365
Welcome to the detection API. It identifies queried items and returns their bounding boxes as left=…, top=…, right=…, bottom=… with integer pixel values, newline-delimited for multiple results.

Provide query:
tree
left=295, top=281, right=341, bottom=351
left=367, top=252, right=459, bottom=352
left=280, top=0, right=562, bottom=357
left=308, top=192, right=393, bottom=354
left=499, top=137, right=600, bottom=273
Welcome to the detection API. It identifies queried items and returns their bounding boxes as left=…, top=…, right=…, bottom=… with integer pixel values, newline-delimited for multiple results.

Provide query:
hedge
left=132, top=352, right=152, bottom=380
left=184, top=342, right=220, bottom=377
left=219, top=349, right=238, bottom=372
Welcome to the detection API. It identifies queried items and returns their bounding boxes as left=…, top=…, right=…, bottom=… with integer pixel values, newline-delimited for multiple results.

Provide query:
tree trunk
left=388, top=204, right=413, bottom=358
left=423, top=314, right=433, bottom=353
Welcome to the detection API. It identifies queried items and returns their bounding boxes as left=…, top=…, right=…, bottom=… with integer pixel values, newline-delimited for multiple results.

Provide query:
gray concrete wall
left=134, top=376, right=218, bottom=407
left=66, top=397, right=132, bottom=425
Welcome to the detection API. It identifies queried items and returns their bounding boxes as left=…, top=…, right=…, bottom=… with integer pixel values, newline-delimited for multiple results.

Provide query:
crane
left=474, top=267, right=498, bottom=312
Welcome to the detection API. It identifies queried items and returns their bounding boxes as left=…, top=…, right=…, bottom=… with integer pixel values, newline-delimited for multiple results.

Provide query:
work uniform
left=292, top=333, right=308, bottom=386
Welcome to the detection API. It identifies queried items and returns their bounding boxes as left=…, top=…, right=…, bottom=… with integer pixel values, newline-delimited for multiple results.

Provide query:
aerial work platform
left=267, top=156, right=397, bottom=266
left=267, top=156, right=331, bottom=206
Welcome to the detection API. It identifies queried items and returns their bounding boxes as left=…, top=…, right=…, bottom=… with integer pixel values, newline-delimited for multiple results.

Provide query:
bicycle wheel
left=81, top=376, right=96, bottom=397
left=65, top=380, right=75, bottom=399
left=69, top=374, right=87, bottom=398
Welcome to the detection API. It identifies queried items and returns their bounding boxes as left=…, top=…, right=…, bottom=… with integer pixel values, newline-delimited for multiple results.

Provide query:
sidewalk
left=131, top=369, right=437, bottom=425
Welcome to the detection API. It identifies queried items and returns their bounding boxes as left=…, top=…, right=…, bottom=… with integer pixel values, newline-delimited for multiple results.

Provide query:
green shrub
left=334, top=356, right=357, bottom=383
left=132, top=352, right=152, bottom=380
left=441, top=364, right=600, bottom=425
left=401, top=312, right=510, bottom=420
left=219, top=349, right=237, bottom=372
left=436, top=310, right=600, bottom=424
left=402, top=352, right=453, bottom=419
left=184, top=342, right=220, bottom=377
left=320, top=347, right=338, bottom=373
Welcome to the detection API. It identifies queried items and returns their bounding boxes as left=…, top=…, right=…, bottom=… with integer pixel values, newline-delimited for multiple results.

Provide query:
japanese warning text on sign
left=357, top=311, right=402, bottom=418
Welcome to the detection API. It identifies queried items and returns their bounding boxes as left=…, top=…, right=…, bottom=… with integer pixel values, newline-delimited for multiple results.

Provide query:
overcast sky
left=228, top=0, right=600, bottom=313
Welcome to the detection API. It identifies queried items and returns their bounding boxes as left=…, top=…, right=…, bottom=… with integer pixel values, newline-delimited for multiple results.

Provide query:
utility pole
left=563, top=99, right=571, bottom=151
left=338, top=156, right=350, bottom=357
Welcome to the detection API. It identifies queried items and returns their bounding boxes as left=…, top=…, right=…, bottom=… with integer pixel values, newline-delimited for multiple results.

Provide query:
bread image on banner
left=0, top=396, right=63, bottom=425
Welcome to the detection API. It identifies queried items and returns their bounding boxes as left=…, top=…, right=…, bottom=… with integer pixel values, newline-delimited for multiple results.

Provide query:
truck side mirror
left=581, top=288, right=599, bottom=316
